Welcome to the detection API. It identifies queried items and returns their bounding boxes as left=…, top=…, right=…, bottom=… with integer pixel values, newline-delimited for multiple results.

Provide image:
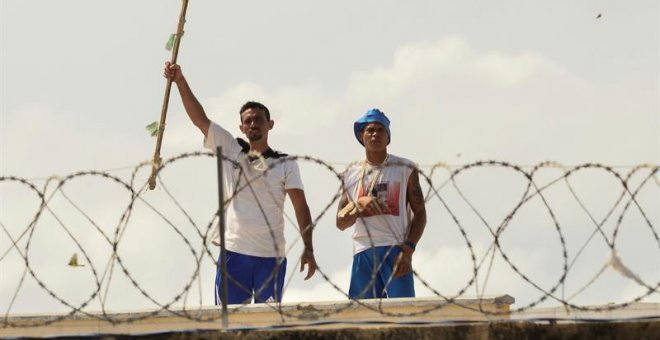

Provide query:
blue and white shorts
left=215, top=250, right=287, bottom=304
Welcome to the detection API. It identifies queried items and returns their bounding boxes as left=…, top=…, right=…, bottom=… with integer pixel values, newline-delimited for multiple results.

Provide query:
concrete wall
left=4, top=296, right=659, bottom=339
left=152, top=321, right=660, bottom=340
left=1, top=295, right=514, bottom=337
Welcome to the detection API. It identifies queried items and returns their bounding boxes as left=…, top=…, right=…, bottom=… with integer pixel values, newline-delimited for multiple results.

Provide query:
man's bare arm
left=287, top=188, right=317, bottom=280
left=336, top=192, right=358, bottom=230
left=405, top=169, right=427, bottom=246
left=337, top=189, right=388, bottom=230
left=393, top=169, right=427, bottom=277
left=163, top=62, right=210, bottom=136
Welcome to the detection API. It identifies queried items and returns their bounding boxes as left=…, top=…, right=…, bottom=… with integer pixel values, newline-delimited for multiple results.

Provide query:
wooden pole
left=148, top=0, right=190, bottom=190
left=216, top=147, right=229, bottom=328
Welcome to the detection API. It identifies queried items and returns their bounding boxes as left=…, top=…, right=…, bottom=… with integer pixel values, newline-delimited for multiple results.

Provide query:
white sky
left=1, top=0, right=658, bottom=316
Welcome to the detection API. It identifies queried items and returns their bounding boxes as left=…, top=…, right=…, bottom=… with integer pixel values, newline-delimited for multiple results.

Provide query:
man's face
left=361, top=122, right=388, bottom=151
left=239, top=108, right=273, bottom=142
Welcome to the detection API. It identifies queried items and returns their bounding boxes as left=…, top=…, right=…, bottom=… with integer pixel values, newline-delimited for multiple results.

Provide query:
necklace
left=355, top=154, right=390, bottom=198
left=337, top=154, right=390, bottom=218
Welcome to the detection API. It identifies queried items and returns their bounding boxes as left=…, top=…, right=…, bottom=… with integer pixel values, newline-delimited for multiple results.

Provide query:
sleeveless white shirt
left=342, top=154, right=415, bottom=255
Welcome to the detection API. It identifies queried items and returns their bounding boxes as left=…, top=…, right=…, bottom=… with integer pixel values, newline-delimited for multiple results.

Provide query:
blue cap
left=353, top=108, right=391, bottom=146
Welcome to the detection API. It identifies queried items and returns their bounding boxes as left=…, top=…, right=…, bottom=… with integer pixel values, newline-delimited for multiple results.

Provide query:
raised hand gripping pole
left=148, top=0, right=190, bottom=190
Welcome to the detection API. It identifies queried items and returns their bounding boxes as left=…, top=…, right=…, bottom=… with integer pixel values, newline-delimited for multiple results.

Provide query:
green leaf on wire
left=146, top=121, right=159, bottom=137
left=68, top=253, right=84, bottom=267
left=165, top=33, right=176, bottom=51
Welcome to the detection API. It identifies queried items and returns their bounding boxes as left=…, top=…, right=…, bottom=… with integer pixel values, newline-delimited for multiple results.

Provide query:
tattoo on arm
left=408, top=170, right=425, bottom=213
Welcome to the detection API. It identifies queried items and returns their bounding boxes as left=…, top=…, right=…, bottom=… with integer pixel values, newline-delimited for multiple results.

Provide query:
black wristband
left=404, top=240, right=416, bottom=251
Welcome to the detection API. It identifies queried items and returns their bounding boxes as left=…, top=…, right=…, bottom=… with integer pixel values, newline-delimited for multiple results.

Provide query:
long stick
left=148, top=0, right=190, bottom=190
left=216, top=146, right=229, bottom=328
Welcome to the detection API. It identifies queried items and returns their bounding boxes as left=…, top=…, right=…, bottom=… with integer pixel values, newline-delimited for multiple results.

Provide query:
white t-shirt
left=342, top=154, right=415, bottom=255
left=204, top=121, right=304, bottom=258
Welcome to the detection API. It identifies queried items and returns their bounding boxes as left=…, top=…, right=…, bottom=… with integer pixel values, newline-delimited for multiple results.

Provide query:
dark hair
left=239, top=101, right=271, bottom=121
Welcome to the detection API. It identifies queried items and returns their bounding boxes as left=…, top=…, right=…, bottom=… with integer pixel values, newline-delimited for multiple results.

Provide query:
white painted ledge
left=1, top=295, right=515, bottom=337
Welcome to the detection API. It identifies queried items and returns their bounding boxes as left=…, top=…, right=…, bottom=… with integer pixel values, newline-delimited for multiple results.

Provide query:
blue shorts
left=349, top=245, right=415, bottom=299
left=214, top=250, right=287, bottom=304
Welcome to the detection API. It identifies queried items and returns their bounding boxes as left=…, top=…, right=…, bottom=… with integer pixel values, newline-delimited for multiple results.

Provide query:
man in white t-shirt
left=164, top=62, right=317, bottom=304
left=336, top=108, right=426, bottom=299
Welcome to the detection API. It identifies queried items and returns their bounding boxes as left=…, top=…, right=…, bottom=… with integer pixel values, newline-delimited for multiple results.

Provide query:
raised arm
left=163, top=62, right=211, bottom=136
left=394, top=169, right=427, bottom=277
left=287, top=188, right=317, bottom=280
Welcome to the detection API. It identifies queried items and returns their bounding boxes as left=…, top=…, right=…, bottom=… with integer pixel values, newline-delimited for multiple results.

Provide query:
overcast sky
left=1, top=0, right=658, bottom=316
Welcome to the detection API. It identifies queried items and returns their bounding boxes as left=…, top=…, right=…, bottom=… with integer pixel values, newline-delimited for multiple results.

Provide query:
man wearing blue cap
left=336, top=108, right=427, bottom=299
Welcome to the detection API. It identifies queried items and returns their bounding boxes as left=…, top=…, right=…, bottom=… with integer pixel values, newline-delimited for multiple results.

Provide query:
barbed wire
left=0, top=152, right=658, bottom=328
left=15, top=161, right=657, bottom=183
